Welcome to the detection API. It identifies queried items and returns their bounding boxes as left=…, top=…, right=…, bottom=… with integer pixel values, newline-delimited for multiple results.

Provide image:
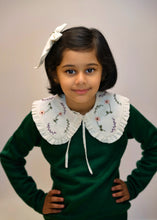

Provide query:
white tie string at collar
left=64, top=122, right=93, bottom=175
left=82, top=121, right=93, bottom=175
left=34, top=23, right=67, bottom=69
left=65, top=139, right=71, bottom=169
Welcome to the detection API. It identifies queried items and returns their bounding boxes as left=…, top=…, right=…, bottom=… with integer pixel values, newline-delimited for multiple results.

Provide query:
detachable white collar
left=32, top=91, right=130, bottom=144
left=32, top=91, right=130, bottom=174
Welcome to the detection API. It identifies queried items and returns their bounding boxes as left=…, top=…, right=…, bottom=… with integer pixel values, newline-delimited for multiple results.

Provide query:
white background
left=0, top=0, right=157, bottom=219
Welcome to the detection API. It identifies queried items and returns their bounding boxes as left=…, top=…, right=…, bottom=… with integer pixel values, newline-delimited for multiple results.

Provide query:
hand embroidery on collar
left=32, top=92, right=130, bottom=145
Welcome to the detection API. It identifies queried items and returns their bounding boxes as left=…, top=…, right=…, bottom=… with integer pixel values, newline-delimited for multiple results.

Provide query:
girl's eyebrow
left=87, top=63, right=99, bottom=66
left=62, top=63, right=99, bottom=68
left=62, top=64, right=75, bottom=68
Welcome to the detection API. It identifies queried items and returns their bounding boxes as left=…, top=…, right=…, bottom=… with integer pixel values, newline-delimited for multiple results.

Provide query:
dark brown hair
left=45, top=26, right=117, bottom=95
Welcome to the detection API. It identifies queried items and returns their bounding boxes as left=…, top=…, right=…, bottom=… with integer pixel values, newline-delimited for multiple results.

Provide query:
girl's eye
left=86, top=68, right=95, bottom=73
left=66, top=69, right=76, bottom=75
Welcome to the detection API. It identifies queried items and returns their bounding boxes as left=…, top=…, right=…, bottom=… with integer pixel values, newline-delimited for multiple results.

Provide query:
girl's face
left=56, top=49, right=102, bottom=115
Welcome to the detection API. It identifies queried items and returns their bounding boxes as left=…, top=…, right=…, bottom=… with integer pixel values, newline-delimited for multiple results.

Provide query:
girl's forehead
left=60, top=49, right=100, bottom=65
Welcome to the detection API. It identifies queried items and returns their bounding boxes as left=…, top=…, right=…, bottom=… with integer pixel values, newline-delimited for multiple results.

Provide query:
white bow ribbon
left=35, top=23, right=67, bottom=68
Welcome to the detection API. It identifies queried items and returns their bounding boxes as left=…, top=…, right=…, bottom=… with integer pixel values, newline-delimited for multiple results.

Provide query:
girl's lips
left=73, top=89, right=90, bottom=95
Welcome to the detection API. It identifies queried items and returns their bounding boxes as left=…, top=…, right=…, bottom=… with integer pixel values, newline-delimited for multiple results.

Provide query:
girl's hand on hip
left=42, top=189, right=64, bottom=214
left=111, top=178, right=130, bottom=203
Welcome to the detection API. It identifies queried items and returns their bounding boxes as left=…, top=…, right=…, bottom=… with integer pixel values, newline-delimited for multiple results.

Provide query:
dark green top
left=0, top=105, right=157, bottom=220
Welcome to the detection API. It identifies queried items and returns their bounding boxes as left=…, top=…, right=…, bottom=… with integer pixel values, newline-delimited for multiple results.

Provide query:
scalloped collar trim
left=32, top=92, right=130, bottom=145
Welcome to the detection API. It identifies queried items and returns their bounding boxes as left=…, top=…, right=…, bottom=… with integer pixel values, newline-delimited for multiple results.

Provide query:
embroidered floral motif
left=94, top=105, right=103, bottom=114
left=40, top=103, right=53, bottom=116
left=47, top=123, right=56, bottom=135
left=42, top=96, right=54, bottom=101
left=64, top=119, right=70, bottom=133
left=60, top=102, right=66, bottom=114
left=40, top=110, right=45, bottom=115
left=95, top=117, right=100, bottom=121
left=53, top=112, right=62, bottom=123
left=105, top=100, right=113, bottom=115
left=113, top=94, right=122, bottom=105
left=48, top=102, right=53, bottom=109
left=95, top=117, right=106, bottom=132
left=98, top=91, right=106, bottom=97
left=111, top=118, right=116, bottom=133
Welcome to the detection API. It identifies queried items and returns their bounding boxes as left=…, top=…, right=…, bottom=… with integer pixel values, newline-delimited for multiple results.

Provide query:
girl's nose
left=75, top=72, right=86, bottom=84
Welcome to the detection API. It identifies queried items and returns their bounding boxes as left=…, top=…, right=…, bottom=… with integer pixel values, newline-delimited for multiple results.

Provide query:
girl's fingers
left=115, top=196, right=129, bottom=203
left=111, top=179, right=124, bottom=193
left=42, top=189, right=65, bottom=214
left=111, top=178, right=130, bottom=203
left=111, top=184, right=123, bottom=191
left=113, top=178, right=124, bottom=184
left=50, top=203, right=65, bottom=209
left=112, top=191, right=124, bottom=198
left=49, top=189, right=61, bottom=196
left=51, top=196, right=64, bottom=203
left=46, top=208, right=62, bottom=214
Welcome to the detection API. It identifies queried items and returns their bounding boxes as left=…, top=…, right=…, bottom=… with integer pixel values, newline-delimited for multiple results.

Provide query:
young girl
left=0, top=24, right=157, bottom=220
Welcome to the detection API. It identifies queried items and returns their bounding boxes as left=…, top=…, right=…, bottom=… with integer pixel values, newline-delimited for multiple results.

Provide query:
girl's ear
left=53, top=74, right=60, bottom=84
left=101, top=71, right=106, bottom=81
left=54, top=77, right=59, bottom=83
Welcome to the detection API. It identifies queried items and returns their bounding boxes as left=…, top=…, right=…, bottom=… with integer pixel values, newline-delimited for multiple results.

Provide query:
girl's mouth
left=73, top=89, right=90, bottom=95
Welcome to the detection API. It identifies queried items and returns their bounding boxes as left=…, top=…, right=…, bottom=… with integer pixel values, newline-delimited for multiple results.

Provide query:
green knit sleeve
left=0, top=113, right=47, bottom=214
left=126, top=105, right=157, bottom=200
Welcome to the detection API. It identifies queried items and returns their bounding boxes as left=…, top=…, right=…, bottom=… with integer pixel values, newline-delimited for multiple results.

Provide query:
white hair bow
left=35, top=23, right=67, bottom=68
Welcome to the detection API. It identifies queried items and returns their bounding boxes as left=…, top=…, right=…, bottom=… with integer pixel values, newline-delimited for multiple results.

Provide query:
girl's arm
left=0, top=113, right=47, bottom=214
left=125, top=105, right=157, bottom=200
